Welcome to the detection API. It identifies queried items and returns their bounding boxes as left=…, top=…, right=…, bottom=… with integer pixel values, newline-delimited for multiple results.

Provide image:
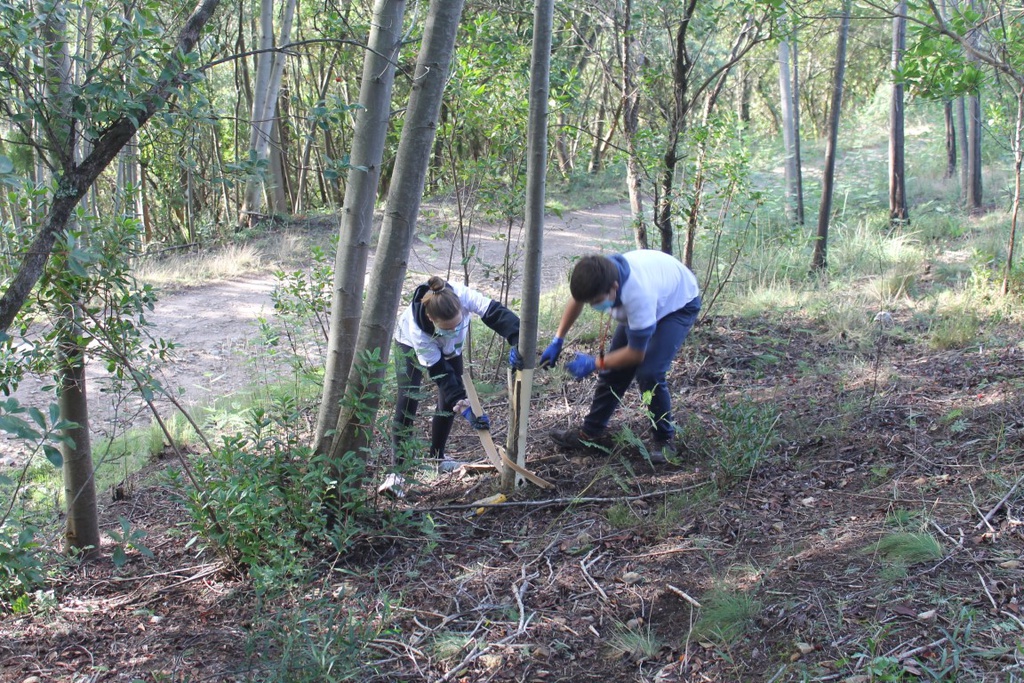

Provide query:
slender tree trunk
left=779, top=38, right=797, bottom=222
left=59, top=307, right=98, bottom=559
left=620, top=0, right=647, bottom=248
left=326, top=0, right=466, bottom=480
left=956, top=96, right=968, bottom=197
left=313, top=0, right=406, bottom=456
left=239, top=0, right=297, bottom=226
left=1001, top=88, right=1024, bottom=295
left=294, top=55, right=338, bottom=213
left=41, top=1, right=100, bottom=559
left=504, top=0, right=552, bottom=489
left=811, top=0, right=851, bottom=273
left=965, top=0, right=982, bottom=212
left=889, top=0, right=909, bottom=225
left=967, top=92, right=983, bottom=212
left=791, top=34, right=805, bottom=225
left=944, top=101, right=957, bottom=179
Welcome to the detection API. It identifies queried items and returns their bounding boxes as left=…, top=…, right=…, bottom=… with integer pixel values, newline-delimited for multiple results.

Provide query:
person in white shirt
left=539, top=250, right=701, bottom=464
left=392, top=276, right=521, bottom=473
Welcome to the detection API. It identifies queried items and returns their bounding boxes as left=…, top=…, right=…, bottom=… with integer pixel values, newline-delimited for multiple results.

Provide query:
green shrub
left=0, top=524, right=46, bottom=610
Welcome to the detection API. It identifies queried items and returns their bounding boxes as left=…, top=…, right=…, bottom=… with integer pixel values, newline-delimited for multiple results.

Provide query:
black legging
left=392, top=343, right=464, bottom=465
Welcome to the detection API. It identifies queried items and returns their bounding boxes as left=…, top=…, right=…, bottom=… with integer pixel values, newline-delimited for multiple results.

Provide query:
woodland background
left=2, top=1, right=1024, bottom=681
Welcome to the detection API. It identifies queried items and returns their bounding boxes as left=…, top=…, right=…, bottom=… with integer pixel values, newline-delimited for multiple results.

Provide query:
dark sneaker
left=550, top=427, right=606, bottom=452
left=648, top=440, right=673, bottom=465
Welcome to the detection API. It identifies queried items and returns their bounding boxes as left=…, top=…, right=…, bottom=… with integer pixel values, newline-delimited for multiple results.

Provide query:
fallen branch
left=417, top=482, right=708, bottom=513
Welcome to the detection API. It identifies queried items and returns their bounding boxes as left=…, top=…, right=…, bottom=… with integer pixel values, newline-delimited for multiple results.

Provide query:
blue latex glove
left=565, top=352, right=597, bottom=379
left=461, top=406, right=491, bottom=430
left=509, top=346, right=523, bottom=370
left=539, top=337, right=564, bottom=369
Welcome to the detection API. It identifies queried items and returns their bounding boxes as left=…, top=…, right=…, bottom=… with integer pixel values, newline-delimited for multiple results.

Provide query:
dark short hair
left=569, top=255, right=618, bottom=301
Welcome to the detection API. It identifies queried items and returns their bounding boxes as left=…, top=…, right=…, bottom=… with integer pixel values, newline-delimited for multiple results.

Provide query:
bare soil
left=3, top=205, right=1024, bottom=682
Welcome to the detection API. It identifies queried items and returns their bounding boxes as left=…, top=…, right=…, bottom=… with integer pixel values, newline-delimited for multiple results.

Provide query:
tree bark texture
left=944, top=101, right=957, bottom=179
left=889, top=0, right=909, bottom=224
left=504, top=0, right=553, bottom=489
left=314, top=0, right=406, bottom=456
left=779, top=39, right=797, bottom=222
left=326, top=0, right=466, bottom=475
left=812, top=0, right=851, bottom=272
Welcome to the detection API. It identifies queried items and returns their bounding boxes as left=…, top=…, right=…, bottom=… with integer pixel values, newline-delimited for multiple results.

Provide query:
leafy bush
left=179, top=397, right=369, bottom=584
left=0, top=524, right=45, bottom=611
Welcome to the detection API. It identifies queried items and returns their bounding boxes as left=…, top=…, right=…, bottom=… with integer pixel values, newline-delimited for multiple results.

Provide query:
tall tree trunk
left=779, top=38, right=798, bottom=222
left=965, top=0, right=982, bottom=212
left=956, top=96, right=968, bottom=197
left=944, top=101, right=957, bottom=179
left=588, top=73, right=610, bottom=174
left=620, top=0, right=647, bottom=248
left=504, top=0, right=552, bottom=489
left=326, top=0, right=466, bottom=484
left=1001, top=88, right=1024, bottom=295
left=811, top=0, right=851, bottom=273
left=966, top=92, right=983, bottom=212
left=313, top=0, right=406, bottom=457
left=239, top=0, right=297, bottom=226
left=41, top=1, right=100, bottom=559
left=889, top=0, right=909, bottom=224
left=791, top=34, right=805, bottom=225
left=59, top=305, right=98, bottom=559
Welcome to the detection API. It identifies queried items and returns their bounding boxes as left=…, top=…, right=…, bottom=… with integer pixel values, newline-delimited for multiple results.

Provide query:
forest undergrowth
left=3, top=197, right=1024, bottom=682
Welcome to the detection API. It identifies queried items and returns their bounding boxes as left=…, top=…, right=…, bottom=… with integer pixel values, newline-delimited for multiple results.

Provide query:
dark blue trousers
left=581, top=296, right=701, bottom=442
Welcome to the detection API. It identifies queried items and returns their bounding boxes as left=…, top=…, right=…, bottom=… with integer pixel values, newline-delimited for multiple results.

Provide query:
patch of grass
left=928, top=308, right=981, bottom=350
left=427, top=631, right=476, bottom=664
left=546, top=164, right=629, bottom=212
left=247, top=593, right=390, bottom=682
left=690, top=587, right=762, bottom=643
left=605, top=502, right=641, bottom=529
left=606, top=619, right=664, bottom=662
left=865, top=532, right=944, bottom=565
left=136, top=243, right=265, bottom=288
left=698, top=399, right=781, bottom=483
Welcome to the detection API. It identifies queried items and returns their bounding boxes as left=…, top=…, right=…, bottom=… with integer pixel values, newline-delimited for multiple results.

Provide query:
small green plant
left=428, top=631, right=476, bottom=664
left=928, top=312, right=981, bottom=350
left=247, top=594, right=392, bottom=682
left=705, top=400, right=780, bottom=482
left=107, top=517, right=154, bottom=569
left=0, top=524, right=46, bottom=609
left=605, top=502, right=641, bottom=529
left=884, top=508, right=918, bottom=528
left=606, top=619, right=664, bottom=662
left=690, top=587, right=762, bottom=643
left=865, top=532, right=944, bottom=565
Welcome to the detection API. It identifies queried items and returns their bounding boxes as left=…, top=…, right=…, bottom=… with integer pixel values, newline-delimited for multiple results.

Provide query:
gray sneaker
left=438, top=458, right=462, bottom=474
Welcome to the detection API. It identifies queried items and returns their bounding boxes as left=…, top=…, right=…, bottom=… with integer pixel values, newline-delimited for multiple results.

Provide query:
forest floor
left=3, top=203, right=1024, bottom=682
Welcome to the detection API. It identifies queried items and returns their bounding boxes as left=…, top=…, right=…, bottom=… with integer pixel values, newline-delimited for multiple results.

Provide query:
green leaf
left=27, top=406, right=46, bottom=429
left=0, top=415, right=41, bottom=441
left=43, top=444, right=63, bottom=468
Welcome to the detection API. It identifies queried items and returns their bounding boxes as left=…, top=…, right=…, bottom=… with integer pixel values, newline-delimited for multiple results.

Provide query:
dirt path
left=0, top=202, right=634, bottom=468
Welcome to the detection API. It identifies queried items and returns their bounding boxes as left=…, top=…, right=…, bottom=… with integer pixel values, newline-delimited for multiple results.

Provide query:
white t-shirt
left=610, top=250, right=700, bottom=346
left=393, top=281, right=494, bottom=367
